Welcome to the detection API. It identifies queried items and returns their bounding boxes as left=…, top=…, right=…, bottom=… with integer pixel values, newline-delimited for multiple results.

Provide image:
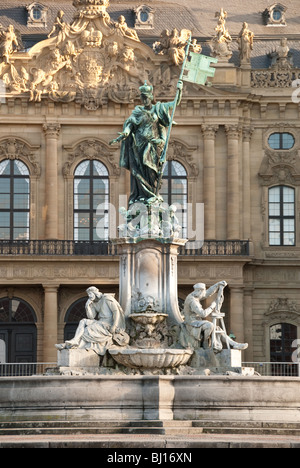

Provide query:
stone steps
left=192, top=420, right=300, bottom=430
left=1, top=420, right=300, bottom=437
left=202, top=427, right=300, bottom=436
left=0, top=420, right=186, bottom=436
left=0, top=420, right=166, bottom=428
left=196, top=420, right=300, bottom=436
left=0, top=427, right=167, bottom=436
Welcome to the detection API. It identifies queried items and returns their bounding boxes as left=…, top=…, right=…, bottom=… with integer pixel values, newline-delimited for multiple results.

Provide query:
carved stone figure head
left=193, top=283, right=206, bottom=299
left=86, top=286, right=102, bottom=302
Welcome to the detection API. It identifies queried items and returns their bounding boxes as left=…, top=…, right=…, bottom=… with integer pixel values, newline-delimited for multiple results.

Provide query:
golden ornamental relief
left=0, top=0, right=207, bottom=109
left=153, top=29, right=198, bottom=66
left=0, top=0, right=161, bottom=110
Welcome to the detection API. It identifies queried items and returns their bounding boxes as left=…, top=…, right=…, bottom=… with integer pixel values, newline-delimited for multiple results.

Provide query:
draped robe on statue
left=65, top=293, right=128, bottom=356
left=119, top=102, right=173, bottom=205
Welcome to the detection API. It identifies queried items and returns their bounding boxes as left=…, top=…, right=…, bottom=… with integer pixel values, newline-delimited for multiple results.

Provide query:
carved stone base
left=57, top=349, right=100, bottom=368
left=190, top=348, right=243, bottom=373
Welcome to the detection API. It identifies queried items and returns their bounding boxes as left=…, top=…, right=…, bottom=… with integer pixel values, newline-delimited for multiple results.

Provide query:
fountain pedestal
left=116, top=238, right=187, bottom=324
left=107, top=239, right=193, bottom=373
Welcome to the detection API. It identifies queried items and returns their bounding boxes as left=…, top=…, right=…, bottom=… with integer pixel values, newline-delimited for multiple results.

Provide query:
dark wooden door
left=270, top=323, right=298, bottom=376
left=0, top=325, right=36, bottom=363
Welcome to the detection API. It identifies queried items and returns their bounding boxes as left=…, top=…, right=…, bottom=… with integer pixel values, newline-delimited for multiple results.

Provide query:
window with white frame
left=269, top=186, right=295, bottom=246
left=0, top=159, right=30, bottom=240
left=74, top=160, right=109, bottom=241
left=161, top=161, right=188, bottom=238
left=26, top=2, right=48, bottom=28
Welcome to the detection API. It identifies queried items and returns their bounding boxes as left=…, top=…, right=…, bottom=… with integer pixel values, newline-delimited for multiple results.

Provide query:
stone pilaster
left=43, top=124, right=61, bottom=239
left=229, top=286, right=245, bottom=344
left=201, top=124, right=218, bottom=240
left=225, top=125, right=241, bottom=240
left=242, top=127, right=254, bottom=239
left=43, top=284, right=59, bottom=362
left=243, top=288, right=254, bottom=361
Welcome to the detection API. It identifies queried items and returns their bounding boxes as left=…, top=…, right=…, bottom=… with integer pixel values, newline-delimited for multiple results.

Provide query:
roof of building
left=1, top=0, right=300, bottom=68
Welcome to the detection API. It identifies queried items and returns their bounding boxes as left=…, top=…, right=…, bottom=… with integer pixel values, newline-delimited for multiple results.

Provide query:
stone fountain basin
left=109, top=348, right=193, bottom=369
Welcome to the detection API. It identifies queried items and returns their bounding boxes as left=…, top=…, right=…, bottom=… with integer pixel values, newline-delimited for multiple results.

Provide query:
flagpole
left=155, top=34, right=192, bottom=196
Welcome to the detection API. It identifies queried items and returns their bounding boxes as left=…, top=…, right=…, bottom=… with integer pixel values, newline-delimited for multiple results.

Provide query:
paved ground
left=1, top=433, right=300, bottom=448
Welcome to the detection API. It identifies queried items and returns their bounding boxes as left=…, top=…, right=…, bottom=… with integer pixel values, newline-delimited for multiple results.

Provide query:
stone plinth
left=57, top=349, right=100, bottom=368
left=212, top=61, right=237, bottom=86
left=190, top=348, right=243, bottom=373
left=116, top=238, right=187, bottom=324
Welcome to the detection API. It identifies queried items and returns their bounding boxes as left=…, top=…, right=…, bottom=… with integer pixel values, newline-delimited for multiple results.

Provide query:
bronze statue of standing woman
left=109, top=80, right=183, bottom=206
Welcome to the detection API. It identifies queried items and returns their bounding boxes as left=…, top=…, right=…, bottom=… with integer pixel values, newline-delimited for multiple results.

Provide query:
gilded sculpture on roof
left=209, top=8, right=232, bottom=60
left=237, top=22, right=254, bottom=65
left=0, top=0, right=157, bottom=109
left=0, top=24, right=23, bottom=64
left=153, top=28, right=197, bottom=66
left=0, top=0, right=206, bottom=108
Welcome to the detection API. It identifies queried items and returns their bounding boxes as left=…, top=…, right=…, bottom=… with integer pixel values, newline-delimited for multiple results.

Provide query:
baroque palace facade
left=0, top=0, right=299, bottom=368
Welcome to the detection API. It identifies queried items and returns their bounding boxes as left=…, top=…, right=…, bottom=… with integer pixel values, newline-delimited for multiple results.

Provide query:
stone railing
left=251, top=67, right=300, bottom=88
left=0, top=360, right=297, bottom=377
left=0, top=362, right=56, bottom=377
left=179, top=240, right=250, bottom=256
left=0, top=240, right=250, bottom=256
left=0, top=240, right=116, bottom=256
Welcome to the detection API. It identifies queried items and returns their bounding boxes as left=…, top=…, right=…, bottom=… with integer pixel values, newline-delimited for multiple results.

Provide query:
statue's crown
left=139, top=81, right=153, bottom=96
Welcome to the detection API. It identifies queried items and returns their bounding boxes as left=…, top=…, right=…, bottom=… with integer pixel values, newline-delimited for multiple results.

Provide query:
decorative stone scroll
left=263, top=297, right=300, bottom=335
left=0, top=137, right=40, bottom=176
left=258, top=148, right=300, bottom=186
left=63, top=138, right=120, bottom=176
left=266, top=297, right=299, bottom=317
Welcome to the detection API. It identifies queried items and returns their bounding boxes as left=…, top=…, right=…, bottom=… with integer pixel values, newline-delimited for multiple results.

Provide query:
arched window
left=32, top=6, right=42, bottom=20
left=0, top=298, right=36, bottom=323
left=268, top=132, right=295, bottom=150
left=0, top=159, right=30, bottom=240
left=74, top=160, right=109, bottom=241
left=64, top=298, right=86, bottom=341
left=161, top=161, right=188, bottom=237
left=269, top=186, right=295, bottom=246
left=0, top=297, right=37, bottom=364
left=270, top=323, right=298, bottom=376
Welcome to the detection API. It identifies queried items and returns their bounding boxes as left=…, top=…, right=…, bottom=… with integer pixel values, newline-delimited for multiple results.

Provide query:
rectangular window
left=269, top=186, right=295, bottom=246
